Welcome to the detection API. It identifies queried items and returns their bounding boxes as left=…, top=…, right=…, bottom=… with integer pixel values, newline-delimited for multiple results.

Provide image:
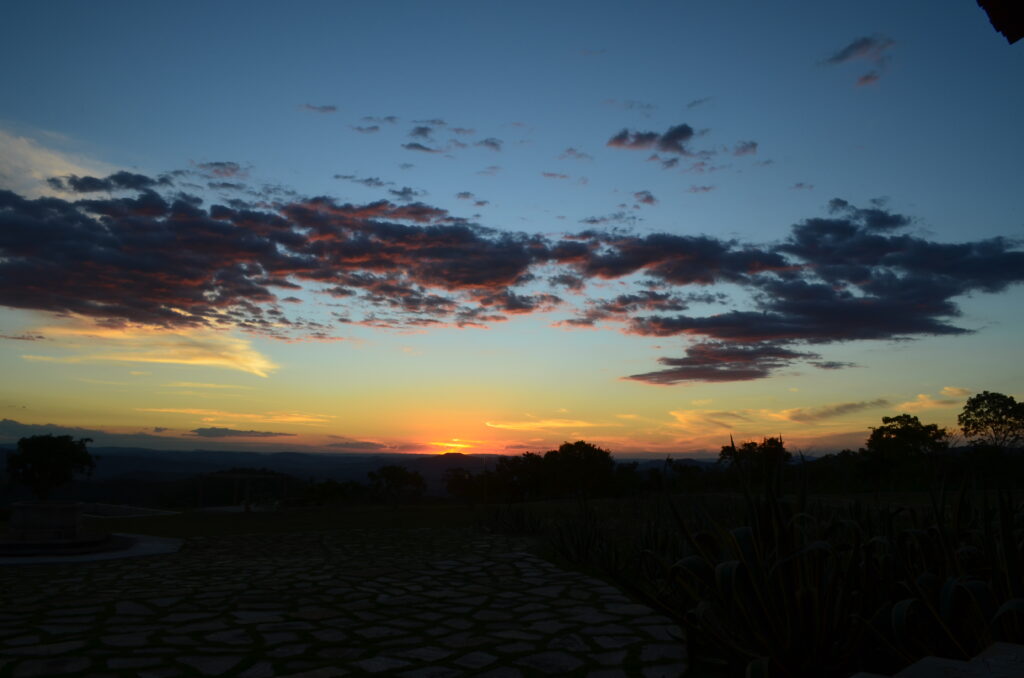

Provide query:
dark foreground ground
left=0, top=506, right=685, bottom=677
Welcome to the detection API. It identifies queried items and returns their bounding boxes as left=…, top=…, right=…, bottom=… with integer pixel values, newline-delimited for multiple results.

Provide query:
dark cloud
left=208, top=181, right=246, bottom=191
left=351, top=125, right=380, bottom=134
left=414, top=119, right=447, bottom=126
left=196, top=161, right=245, bottom=178
left=153, top=427, right=168, bottom=433
left=326, top=440, right=390, bottom=451
left=0, top=332, right=45, bottom=341
left=474, top=200, right=489, bottom=207
left=564, top=290, right=696, bottom=326
left=409, top=126, right=433, bottom=139
left=542, top=172, right=569, bottom=179
left=626, top=342, right=817, bottom=384
left=784, top=399, right=890, bottom=422
left=822, top=35, right=894, bottom=85
left=607, top=124, right=696, bottom=155
left=475, top=138, right=503, bottom=152
left=388, top=186, right=425, bottom=201
left=402, top=142, right=441, bottom=153
left=301, top=104, right=337, bottom=113
left=47, top=171, right=167, bottom=193
left=559, top=148, right=592, bottom=161
left=792, top=183, right=814, bottom=190
left=733, top=141, right=758, bottom=156
left=335, top=174, right=392, bottom=188
left=190, top=427, right=296, bottom=438
left=607, top=130, right=660, bottom=150
left=362, top=115, right=399, bottom=124
left=823, top=36, right=894, bottom=65
left=633, top=190, right=657, bottom=205
left=477, top=165, right=502, bottom=176
left=4, top=174, right=1022, bottom=383
left=646, top=155, right=679, bottom=170
left=451, top=127, right=475, bottom=136
left=604, top=99, right=656, bottom=115
left=456, top=192, right=474, bottom=200
left=687, top=97, right=711, bottom=109
left=811, top=360, right=853, bottom=370
left=578, top=211, right=639, bottom=227
left=688, top=185, right=716, bottom=193
left=0, top=178, right=551, bottom=335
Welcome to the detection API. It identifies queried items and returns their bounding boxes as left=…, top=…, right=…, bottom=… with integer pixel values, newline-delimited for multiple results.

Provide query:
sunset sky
left=1, top=1, right=1022, bottom=457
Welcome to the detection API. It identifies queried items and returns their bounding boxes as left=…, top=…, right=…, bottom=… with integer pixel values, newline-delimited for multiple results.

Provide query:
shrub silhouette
left=6, top=435, right=96, bottom=500
left=368, top=464, right=426, bottom=503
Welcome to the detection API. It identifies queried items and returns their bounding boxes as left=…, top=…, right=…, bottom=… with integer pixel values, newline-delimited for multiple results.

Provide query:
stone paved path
left=0, top=528, right=685, bottom=677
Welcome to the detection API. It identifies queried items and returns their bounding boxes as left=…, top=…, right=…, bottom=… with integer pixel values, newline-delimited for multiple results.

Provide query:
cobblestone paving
left=0, top=528, right=685, bottom=677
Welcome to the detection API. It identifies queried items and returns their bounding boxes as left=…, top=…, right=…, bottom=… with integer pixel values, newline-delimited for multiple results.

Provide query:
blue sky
left=0, top=1, right=1021, bottom=456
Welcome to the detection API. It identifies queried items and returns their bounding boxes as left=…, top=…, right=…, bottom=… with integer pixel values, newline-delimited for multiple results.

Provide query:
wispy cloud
left=300, top=104, right=337, bottom=113
left=23, top=322, right=277, bottom=376
left=137, top=407, right=332, bottom=425
left=191, top=427, right=295, bottom=438
left=485, top=418, right=617, bottom=431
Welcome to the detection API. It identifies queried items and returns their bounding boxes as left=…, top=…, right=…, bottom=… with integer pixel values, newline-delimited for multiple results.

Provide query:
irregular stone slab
left=2, top=640, right=86, bottom=656
left=516, top=650, right=584, bottom=674
left=349, top=656, right=412, bottom=673
left=454, top=650, right=498, bottom=669
left=115, top=601, right=154, bottom=616
left=12, top=656, right=91, bottom=677
left=177, top=655, right=244, bottom=675
left=275, top=668, right=348, bottom=678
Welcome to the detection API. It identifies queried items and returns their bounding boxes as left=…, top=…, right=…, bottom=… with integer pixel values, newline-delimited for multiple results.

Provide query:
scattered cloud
left=688, top=185, right=716, bottom=193
left=559, top=148, right=592, bottom=161
left=335, top=174, right=392, bottom=188
left=822, top=35, right=895, bottom=85
left=687, top=97, right=712, bottom=109
left=633, top=190, right=657, bottom=205
left=388, top=186, right=425, bottom=201
left=402, top=142, right=441, bottom=153
left=300, top=104, right=337, bottom=114
left=195, top=161, right=245, bottom=178
left=542, top=172, right=569, bottom=179
left=475, top=138, right=503, bottom=152
left=792, top=182, right=814, bottom=190
left=351, top=125, right=379, bottom=134
left=608, top=123, right=696, bottom=155
left=733, top=141, right=758, bottom=156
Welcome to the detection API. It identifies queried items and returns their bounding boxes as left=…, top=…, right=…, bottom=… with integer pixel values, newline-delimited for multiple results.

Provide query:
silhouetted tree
left=543, top=440, right=615, bottom=499
left=368, top=465, right=426, bottom=503
left=958, top=391, right=1024, bottom=450
left=719, top=436, right=790, bottom=491
left=866, top=414, right=948, bottom=459
left=6, top=435, right=96, bottom=500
